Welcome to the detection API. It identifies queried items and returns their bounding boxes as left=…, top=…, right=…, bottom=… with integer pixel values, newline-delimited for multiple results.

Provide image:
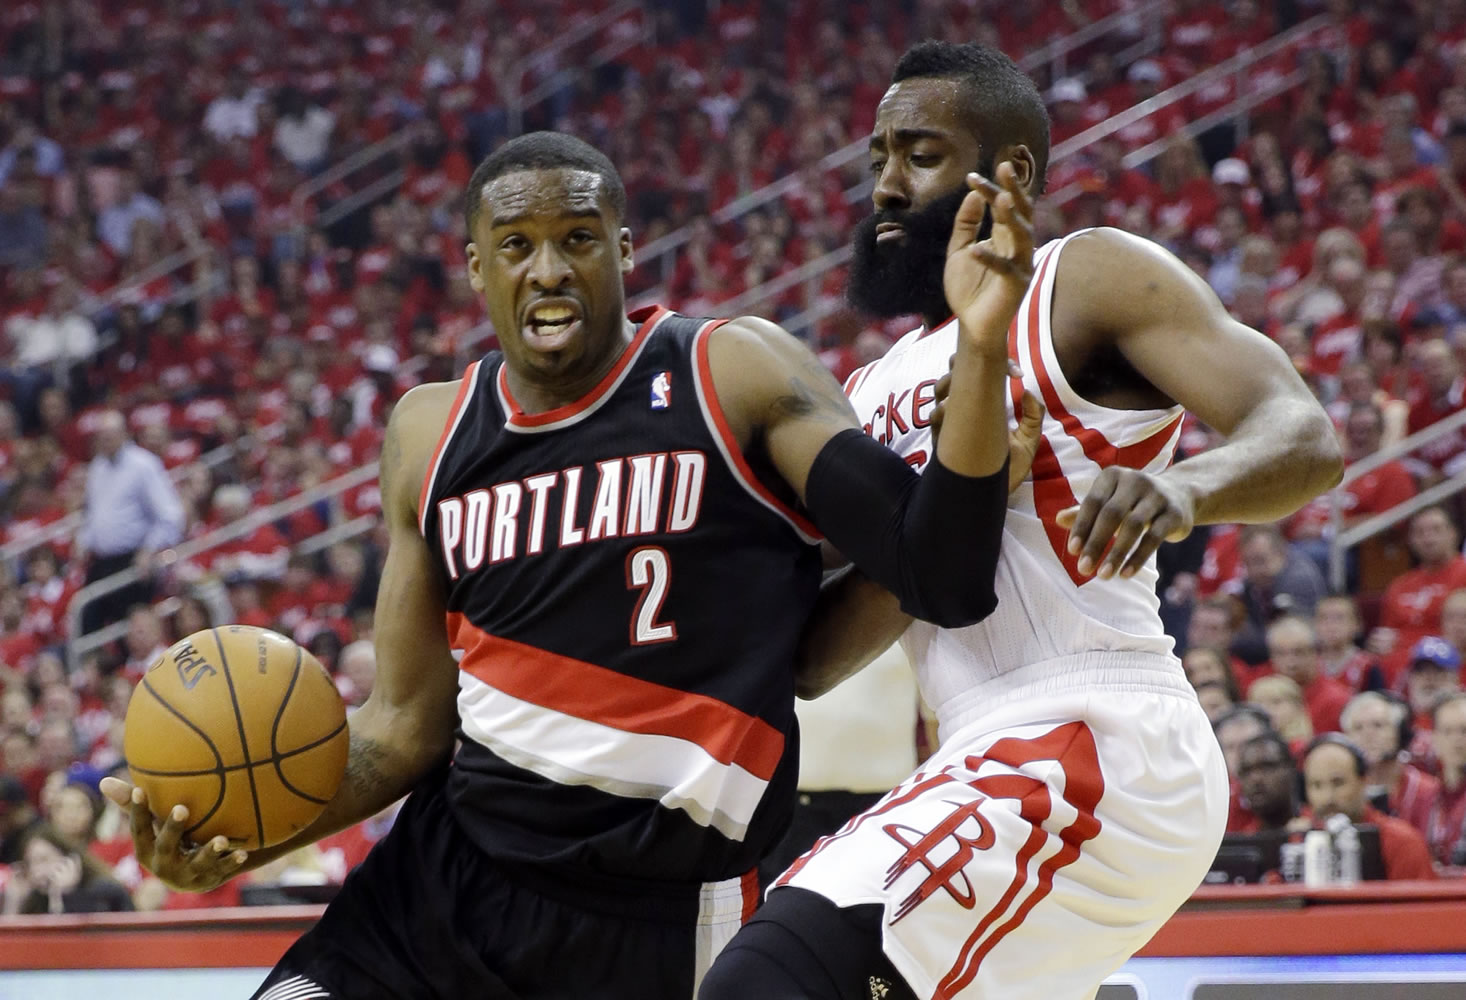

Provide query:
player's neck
left=920, top=303, right=950, bottom=333
left=504, top=317, right=636, bottom=415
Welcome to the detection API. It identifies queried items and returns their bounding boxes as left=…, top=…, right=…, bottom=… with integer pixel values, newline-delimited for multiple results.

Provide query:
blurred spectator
left=1234, top=732, right=1301, bottom=835
left=337, top=639, right=376, bottom=709
left=0, top=177, right=46, bottom=270
left=0, top=823, right=134, bottom=914
left=1183, top=645, right=1243, bottom=704
left=274, top=88, right=336, bottom=174
left=188, top=484, right=289, bottom=584
left=1195, top=681, right=1235, bottom=722
left=1405, top=340, right=1466, bottom=476
left=48, top=774, right=104, bottom=850
left=0, top=775, right=39, bottom=865
left=1215, top=705, right=1274, bottom=833
left=1300, top=735, right=1436, bottom=880
left=76, top=412, right=185, bottom=635
left=1429, top=693, right=1466, bottom=867
left=120, top=606, right=170, bottom=683
left=1369, top=507, right=1466, bottom=682
left=1248, top=674, right=1316, bottom=752
left=97, top=168, right=165, bottom=258
left=1342, top=690, right=1439, bottom=838
left=1315, top=595, right=1387, bottom=692
left=1264, top=616, right=1353, bottom=736
left=1235, top=526, right=1328, bottom=663
left=1405, top=638, right=1464, bottom=736
left=203, top=69, right=266, bottom=143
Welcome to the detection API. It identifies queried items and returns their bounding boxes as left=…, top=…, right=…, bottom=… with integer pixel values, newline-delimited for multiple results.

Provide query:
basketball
left=123, top=625, right=349, bottom=851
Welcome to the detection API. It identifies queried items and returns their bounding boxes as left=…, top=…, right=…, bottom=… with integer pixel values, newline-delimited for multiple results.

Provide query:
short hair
left=1240, top=731, right=1295, bottom=765
left=1303, top=733, right=1368, bottom=777
left=891, top=41, right=1051, bottom=194
left=464, top=131, right=627, bottom=238
left=1213, top=704, right=1273, bottom=736
left=1340, top=690, right=1407, bottom=735
left=1432, top=690, right=1466, bottom=727
left=1239, top=524, right=1286, bottom=553
left=1266, top=615, right=1318, bottom=649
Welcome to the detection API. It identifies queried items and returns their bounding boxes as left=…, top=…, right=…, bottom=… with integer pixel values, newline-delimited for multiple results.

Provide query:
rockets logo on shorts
left=651, top=370, right=672, bottom=410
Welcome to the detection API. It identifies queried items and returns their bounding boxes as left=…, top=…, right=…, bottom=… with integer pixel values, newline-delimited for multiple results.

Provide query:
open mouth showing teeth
left=529, top=306, right=577, bottom=329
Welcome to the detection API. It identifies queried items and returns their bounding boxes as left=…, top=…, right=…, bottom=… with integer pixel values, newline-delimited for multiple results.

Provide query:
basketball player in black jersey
left=100, top=132, right=1043, bottom=998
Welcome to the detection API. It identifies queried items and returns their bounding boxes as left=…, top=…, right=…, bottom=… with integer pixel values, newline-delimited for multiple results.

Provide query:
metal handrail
left=1047, top=14, right=1326, bottom=163
left=1325, top=408, right=1466, bottom=590
left=715, top=245, right=852, bottom=318
left=290, top=129, right=416, bottom=223
left=66, top=462, right=378, bottom=661
left=504, top=0, right=647, bottom=136
left=1016, top=0, right=1164, bottom=79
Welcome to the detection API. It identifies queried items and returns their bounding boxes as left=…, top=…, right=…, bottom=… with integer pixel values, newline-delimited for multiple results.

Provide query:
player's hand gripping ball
left=123, top=625, right=349, bottom=851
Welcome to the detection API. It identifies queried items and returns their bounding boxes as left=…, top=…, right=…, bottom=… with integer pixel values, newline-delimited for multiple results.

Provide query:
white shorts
left=773, top=688, right=1228, bottom=1000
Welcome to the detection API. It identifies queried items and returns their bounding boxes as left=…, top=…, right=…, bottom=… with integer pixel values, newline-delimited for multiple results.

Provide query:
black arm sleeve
left=803, top=429, right=1007, bottom=629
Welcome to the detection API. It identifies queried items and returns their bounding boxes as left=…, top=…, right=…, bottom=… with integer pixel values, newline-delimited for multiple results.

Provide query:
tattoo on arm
left=770, top=355, right=856, bottom=423
left=346, top=734, right=395, bottom=795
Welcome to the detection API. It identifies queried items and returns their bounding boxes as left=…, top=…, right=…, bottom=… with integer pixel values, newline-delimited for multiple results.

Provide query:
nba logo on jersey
left=650, top=370, right=672, bottom=410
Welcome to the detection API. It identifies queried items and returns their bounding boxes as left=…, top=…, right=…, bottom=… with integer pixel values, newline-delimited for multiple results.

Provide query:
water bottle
left=1334, top=823, right=1361, bottom=885
left=1280, top=834, right=1306, bottom=883
left=1303, top=829, right=1333, bottom=887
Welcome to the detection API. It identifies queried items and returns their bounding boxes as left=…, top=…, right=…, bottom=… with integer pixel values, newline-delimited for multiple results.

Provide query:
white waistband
left=935, top=650, right=1195, bottom=737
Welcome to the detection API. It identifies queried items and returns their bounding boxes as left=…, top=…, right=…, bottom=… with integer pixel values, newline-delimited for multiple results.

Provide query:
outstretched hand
left=943, top=162, right=1036, bottom=358
left=99, top=776, right=248, bottom=893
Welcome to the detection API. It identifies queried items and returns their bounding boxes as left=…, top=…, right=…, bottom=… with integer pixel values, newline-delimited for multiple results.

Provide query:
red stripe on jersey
left=1023, top=256, right=1183, bottom=470
left=938, top=723, right=1105, bottom=998
left=692, top=325, right=823, bottom=540
left=1017, top=249, right=1182, bottom=583
left=498, top=306, right=667, bottom=428
left=448, top=612, right=785, bottom=781
left=418, top=361, right=481, bottom=526
left=842, top=362, right=873, bottom=398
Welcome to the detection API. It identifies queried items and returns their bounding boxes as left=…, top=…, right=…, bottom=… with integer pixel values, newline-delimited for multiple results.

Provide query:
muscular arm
left=1067, top=228, right=1343, bottom=524
left=238, top=384, right=464, bottom=872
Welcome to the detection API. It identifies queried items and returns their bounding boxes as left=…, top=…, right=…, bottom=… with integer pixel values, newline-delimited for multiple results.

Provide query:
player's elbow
left=1302, top=408, right=1346, bottom=491
left=903, top=587, right=999, bottom=630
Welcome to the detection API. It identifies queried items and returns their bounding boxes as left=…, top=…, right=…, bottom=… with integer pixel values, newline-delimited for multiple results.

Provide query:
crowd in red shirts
left=8, top=0, right=1466, bottom=909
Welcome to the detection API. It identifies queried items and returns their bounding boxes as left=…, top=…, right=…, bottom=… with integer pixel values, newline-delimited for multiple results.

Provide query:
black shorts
left=253, top=770, right=747, bottom=1000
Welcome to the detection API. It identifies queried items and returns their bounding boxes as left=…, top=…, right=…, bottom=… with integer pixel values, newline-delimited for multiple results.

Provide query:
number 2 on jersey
left=627, top=546, right=677, bottom=645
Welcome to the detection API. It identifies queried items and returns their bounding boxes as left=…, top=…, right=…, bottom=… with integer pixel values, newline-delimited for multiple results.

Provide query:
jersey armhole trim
left=417, top=360, right=483, bottom=536
left=691, top=322, right=823, bottom=545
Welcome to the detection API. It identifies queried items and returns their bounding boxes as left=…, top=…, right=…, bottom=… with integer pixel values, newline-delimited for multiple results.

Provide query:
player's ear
left=619, top=227, right=634, bottom=274
left=1002, top=145, right=1037, bottom=194
left=466, top=242, right=485, bottom=293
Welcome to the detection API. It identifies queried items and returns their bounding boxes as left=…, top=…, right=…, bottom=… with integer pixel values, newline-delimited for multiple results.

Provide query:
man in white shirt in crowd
left=77, top=411, right=185, bottom=635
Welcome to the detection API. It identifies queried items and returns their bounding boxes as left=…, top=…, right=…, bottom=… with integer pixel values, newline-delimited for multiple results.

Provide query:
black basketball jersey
left=419, top=306, right=823, bottom=890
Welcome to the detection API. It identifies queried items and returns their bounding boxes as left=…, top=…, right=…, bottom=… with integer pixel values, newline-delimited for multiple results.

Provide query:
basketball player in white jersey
left=701, top=41, right=1343, bottom=1000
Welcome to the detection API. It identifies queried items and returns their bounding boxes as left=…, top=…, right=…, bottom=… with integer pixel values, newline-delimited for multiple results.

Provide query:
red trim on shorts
left=740, top=868, right=760, bottom=923
left=936, top=723, right=1105, bottom=998
left=447, top=612, right=785, bottom=781
left=498, top=306, right=666, bottom=428
left=418, top=360, right=481, bottom=529
left=692, top=324, right=822, bottom=540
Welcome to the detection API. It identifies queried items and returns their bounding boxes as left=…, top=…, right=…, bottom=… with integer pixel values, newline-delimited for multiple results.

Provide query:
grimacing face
left=466, top=167, right=634, bottom=383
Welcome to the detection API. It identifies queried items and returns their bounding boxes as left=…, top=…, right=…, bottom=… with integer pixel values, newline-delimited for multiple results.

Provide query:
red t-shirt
left=1287, top=459, right=1416, bottom=540
left=1366, top=806, right=1438, bottom=880
left=1390, top=764, right=1441, bottom=840
left=1379, top=558, right=1466, bottom=683
left=1427, top=779, right=1466, bottom=866
left=1302, top=673, right=1354, bottom=735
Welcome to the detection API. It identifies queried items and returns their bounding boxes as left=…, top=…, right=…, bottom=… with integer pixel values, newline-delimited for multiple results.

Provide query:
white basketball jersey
left=846, top=231, right=1189, bottom=738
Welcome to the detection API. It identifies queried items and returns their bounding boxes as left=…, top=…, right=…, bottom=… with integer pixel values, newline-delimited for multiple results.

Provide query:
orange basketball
left=124, top=625, right=349, bottom=851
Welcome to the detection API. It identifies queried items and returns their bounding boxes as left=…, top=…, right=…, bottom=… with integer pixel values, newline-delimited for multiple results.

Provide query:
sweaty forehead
left=480, top=168, right=608, bottom=226
left=873, top=77, right=977, bottom=142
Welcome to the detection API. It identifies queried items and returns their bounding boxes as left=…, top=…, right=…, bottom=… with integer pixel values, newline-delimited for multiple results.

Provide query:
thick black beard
left=846, top=183, right=993, bottom=322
